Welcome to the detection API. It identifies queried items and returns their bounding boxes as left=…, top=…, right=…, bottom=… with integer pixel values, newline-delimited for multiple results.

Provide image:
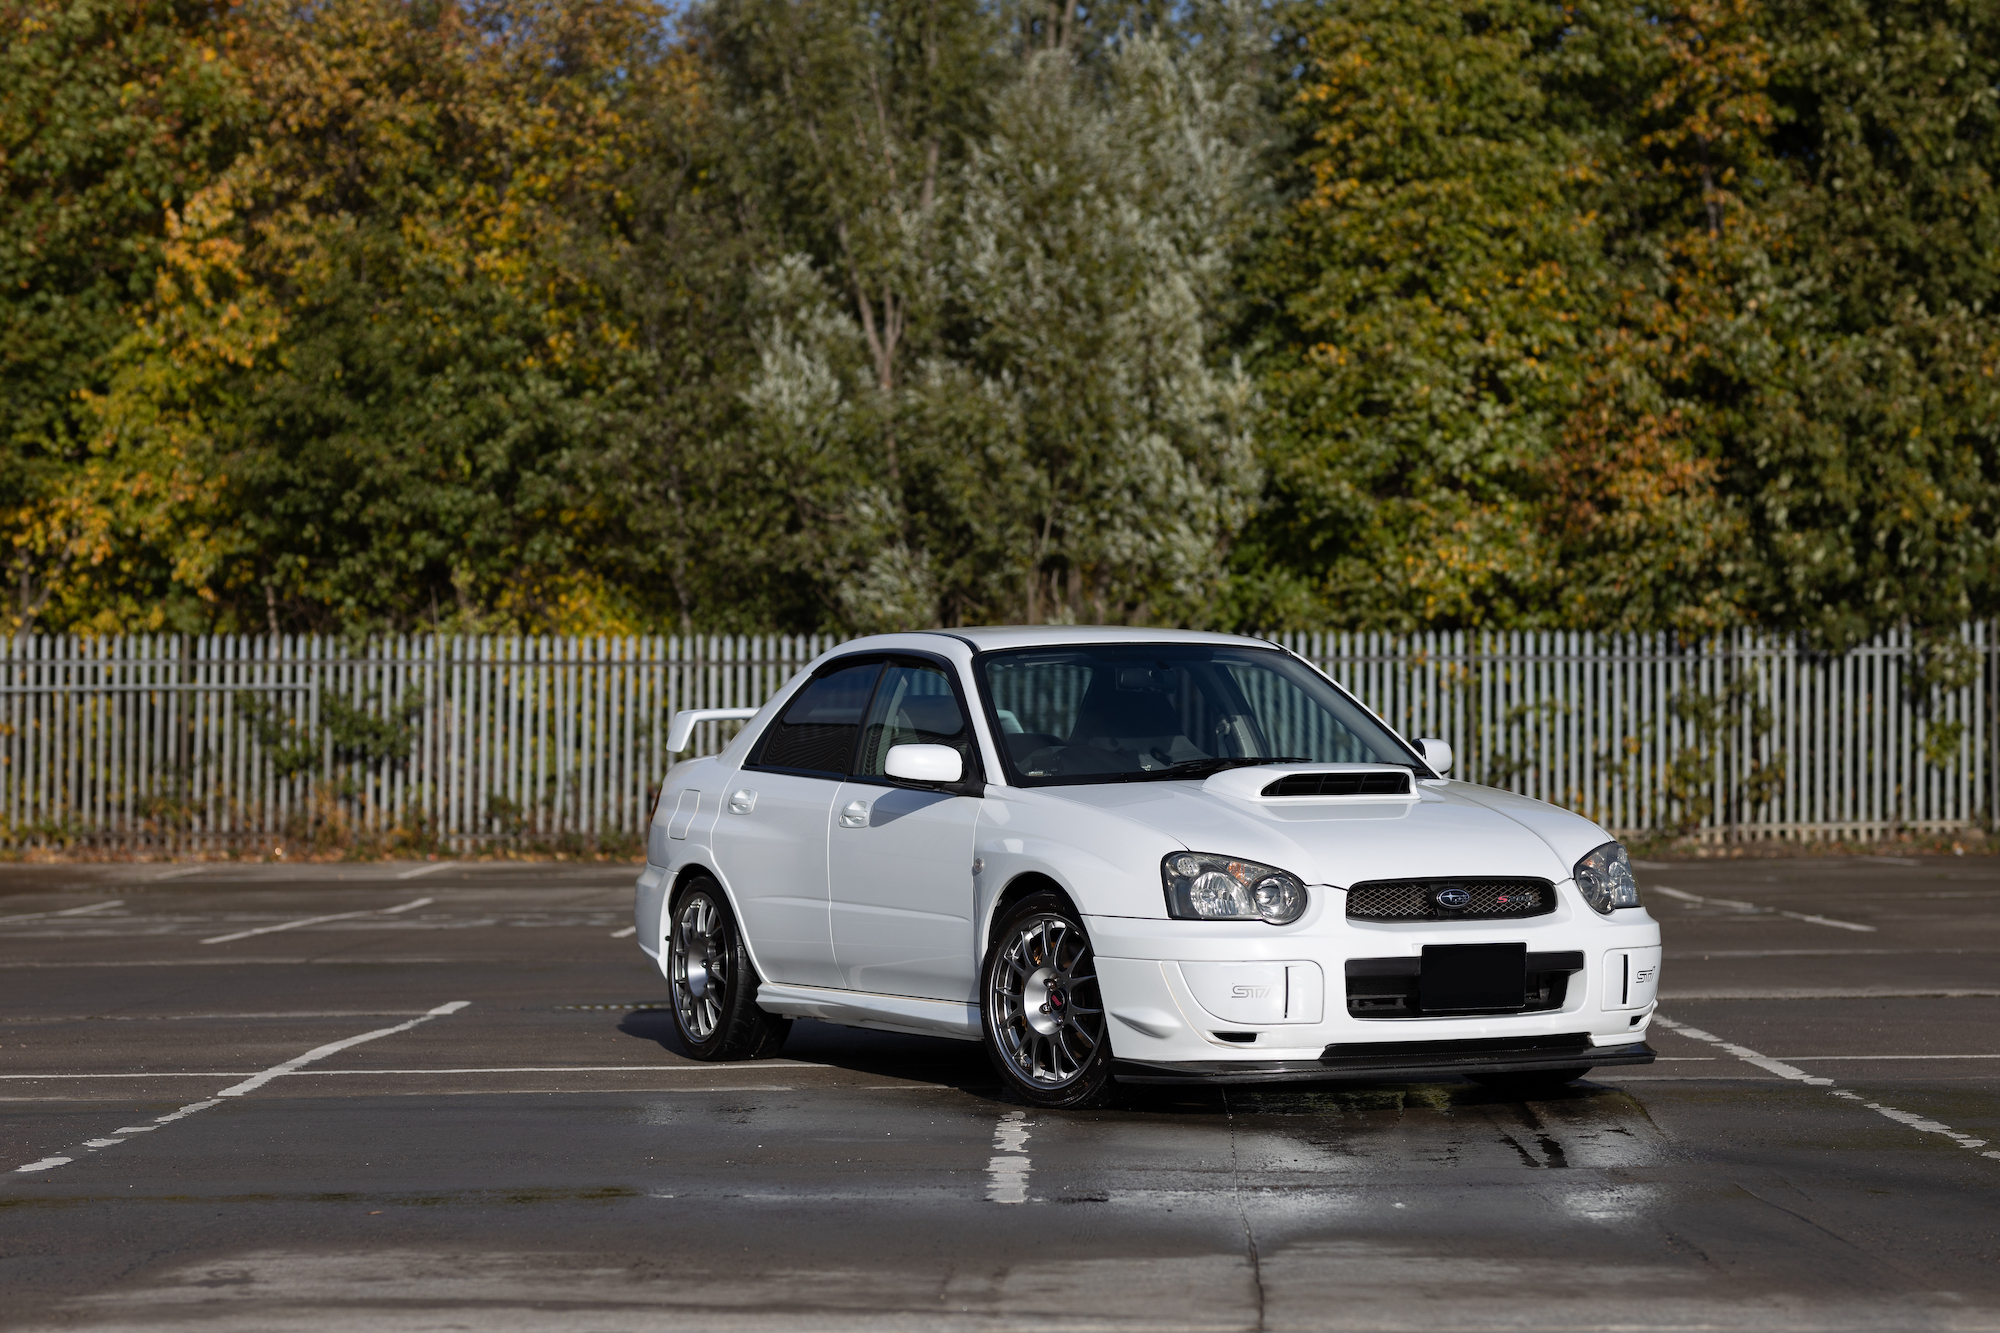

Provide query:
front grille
left=1344, top=877, right=1555, bottom=922
left=1262, top=771, right=1412, bottom=798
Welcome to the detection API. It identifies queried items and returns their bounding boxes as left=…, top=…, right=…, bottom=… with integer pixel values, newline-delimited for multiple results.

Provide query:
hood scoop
left=1203, top=763, right=1419, bottom=803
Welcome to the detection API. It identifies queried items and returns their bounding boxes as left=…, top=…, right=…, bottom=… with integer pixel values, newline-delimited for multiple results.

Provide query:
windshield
left=977, top=644, right=1427, bottom=786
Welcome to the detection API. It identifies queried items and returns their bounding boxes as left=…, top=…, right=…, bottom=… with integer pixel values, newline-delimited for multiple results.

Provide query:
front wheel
left=981, top=892, right=1113, bottom=1108
left=666, top=876, right=791, bottom=1061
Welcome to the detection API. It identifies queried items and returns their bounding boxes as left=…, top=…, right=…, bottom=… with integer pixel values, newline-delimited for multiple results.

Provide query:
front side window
left=854, top=661, right=972, bottom=778
left=979, top=644, right=1422, bottom=786
left=751, top=659, right=882, bottom=775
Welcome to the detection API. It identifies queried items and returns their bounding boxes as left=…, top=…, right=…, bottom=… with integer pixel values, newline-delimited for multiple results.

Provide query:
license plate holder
left=1420, top=943, right=1527, bottom=1014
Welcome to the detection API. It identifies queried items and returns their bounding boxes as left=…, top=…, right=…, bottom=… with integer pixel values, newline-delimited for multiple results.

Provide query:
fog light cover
left=1163, top=852, right=1308, bottom=925
left=1574, top=841, right=1640, bottom=914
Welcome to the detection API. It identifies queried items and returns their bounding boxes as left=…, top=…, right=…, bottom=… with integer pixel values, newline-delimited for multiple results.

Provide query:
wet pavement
left=2, top=855, right=1999, bottom=1330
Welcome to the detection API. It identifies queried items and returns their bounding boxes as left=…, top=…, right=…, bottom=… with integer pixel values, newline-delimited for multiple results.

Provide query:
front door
left=712, top=658, right=882, bottom=990
left=829, top=660, right=983, bottom=1001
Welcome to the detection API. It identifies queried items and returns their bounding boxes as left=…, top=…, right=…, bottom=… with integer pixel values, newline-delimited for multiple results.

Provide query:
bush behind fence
left=0, top=628, right=1992, bottom=852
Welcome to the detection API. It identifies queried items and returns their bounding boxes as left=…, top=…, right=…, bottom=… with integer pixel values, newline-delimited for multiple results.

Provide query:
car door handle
left=728, top=789, right=757, bottom=815
left=838, top=799, right=870, bottom=828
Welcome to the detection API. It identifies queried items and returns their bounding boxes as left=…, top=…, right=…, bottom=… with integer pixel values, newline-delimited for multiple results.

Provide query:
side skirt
left=753, top=981, right=982, bottom=1042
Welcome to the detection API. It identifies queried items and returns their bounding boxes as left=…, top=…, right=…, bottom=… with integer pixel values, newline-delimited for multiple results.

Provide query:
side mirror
left=1417, top=737, right=1453, bottom=776
left=885, top=743, right=963, bottom=784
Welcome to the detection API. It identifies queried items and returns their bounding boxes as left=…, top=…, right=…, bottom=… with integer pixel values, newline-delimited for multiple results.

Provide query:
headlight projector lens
left=1162, top=853, right=1308, bottom=924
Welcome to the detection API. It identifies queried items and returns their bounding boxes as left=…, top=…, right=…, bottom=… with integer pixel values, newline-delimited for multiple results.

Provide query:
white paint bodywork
left=633, top=627, right=1662, bottom=1068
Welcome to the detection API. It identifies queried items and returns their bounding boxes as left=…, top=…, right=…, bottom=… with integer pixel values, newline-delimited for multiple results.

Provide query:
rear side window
left=752, top=660, right=882, bottom=775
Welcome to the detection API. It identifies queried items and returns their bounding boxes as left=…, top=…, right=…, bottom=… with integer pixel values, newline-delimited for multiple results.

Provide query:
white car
left=634, top=627, right=1660, bottom=1107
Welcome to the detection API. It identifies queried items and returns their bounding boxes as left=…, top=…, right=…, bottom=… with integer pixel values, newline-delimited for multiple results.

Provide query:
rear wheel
left=1467, top=1067, right=1592, bottom=1095
left=667, top=876, right=791, bottom=1061
left=981, top=892, right=1112, bottom=1108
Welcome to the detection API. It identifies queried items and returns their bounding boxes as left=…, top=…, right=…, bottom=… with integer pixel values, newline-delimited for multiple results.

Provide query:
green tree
left=935, top=36, right=1262, bottom=625
left=1736, top=0, right=2000, bottom=643
left=0, top=0, right=248, bottom=630
left=735, top=27, right=1264, bottom=629
left=38, top=0, right=684, bottom=634
left=1247, top=0, right=1598, bottom=631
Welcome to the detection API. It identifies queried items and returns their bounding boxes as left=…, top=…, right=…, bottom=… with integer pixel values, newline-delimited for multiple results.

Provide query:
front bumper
left=1086, top=900, right=1662, bottom=1071
left=1112, top=1034, right=1656, bottom=1085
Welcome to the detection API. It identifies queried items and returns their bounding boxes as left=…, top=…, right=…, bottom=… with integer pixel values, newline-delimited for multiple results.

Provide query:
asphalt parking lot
left=3, top=855, right=1999, bottom=1331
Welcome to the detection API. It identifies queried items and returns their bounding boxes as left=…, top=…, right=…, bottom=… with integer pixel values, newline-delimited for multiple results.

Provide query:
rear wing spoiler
left=666, top=708, right=759, bottom=754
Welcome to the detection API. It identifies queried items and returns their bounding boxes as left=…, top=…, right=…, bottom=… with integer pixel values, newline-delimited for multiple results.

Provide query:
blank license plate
left=1420, top=943, right=1527, bottom=1013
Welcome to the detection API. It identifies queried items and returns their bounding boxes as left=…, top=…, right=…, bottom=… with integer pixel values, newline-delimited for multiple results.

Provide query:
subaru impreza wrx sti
left=633, top=627, right=1659, bottom=1107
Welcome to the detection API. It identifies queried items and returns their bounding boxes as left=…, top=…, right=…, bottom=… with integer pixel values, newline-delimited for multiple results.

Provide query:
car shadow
left=616, top=1009, right=998, bottom=1093
left=616, top=1006, right=1639, bottom=1117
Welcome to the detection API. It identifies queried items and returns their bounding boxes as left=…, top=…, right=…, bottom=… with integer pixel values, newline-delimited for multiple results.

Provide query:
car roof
left=912, top=626, right=1277, bottom=652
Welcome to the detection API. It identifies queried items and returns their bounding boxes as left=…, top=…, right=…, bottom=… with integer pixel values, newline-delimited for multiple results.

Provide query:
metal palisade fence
left=0, top=628, right=1991, bottom=851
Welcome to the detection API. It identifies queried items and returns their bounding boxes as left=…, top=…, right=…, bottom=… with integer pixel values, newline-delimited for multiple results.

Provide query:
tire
left=1467, top=1067, right=1592, bottom=1095
left=981, top=891, right=1113, bottom=1108
left=666, top=875, right=791, bottom=1061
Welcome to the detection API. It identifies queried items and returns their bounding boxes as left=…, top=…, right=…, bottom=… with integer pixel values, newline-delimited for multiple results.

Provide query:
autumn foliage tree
left=2, top=0, right=1997, bottom=641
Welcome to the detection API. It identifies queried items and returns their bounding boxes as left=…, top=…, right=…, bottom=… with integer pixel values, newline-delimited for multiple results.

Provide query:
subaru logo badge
left=1434, top=886, right=1472, bottom=910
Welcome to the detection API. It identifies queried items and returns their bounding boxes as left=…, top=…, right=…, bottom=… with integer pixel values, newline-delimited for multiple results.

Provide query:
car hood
left=1049, top=778, right=1608, bottom=886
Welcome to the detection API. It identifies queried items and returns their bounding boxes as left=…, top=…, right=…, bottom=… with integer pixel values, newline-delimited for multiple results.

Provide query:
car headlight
left=1162, top=852, right=1308, bottom=925
left=1574, top=841, right=1640, bottom=914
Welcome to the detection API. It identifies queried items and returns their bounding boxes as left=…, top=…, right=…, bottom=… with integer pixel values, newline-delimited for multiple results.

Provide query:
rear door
left=828, top=657, right=984, bottom=1001
left=712, top=657, right=882, bottom=990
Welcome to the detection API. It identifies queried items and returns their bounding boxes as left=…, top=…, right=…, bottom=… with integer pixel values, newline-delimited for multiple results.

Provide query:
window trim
left=969, top=643, right=1432, bottom=788
left=743, top=650, right=986, bottom=790
left=744, top=655, right=887, bottom=780
left=844, top=651, right=987, bottom=792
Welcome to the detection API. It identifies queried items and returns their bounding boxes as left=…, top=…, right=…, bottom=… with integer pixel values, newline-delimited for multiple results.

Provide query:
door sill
left=752, top=981, right=980, bottom=1041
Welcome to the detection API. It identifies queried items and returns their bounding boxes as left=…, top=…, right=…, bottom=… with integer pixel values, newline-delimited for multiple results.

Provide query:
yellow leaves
left=1639, top=0, right=1777, bottom=179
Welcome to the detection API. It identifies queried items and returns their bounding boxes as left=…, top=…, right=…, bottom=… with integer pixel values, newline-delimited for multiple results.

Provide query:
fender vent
left=1345, top=877, right=1555, bottom=922
left=1262, top=771, right=1412, bottom=798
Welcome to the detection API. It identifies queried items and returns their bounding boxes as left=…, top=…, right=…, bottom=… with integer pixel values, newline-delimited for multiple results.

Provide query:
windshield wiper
left=1109, top=756, right=1310, bottom=783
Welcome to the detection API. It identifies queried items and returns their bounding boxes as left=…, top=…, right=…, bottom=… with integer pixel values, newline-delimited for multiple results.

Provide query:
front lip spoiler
left=1110, top=1034, right=1655, bottom=1085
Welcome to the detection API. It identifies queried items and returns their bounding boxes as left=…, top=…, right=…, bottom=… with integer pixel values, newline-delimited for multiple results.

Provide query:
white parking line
left=200, top=896, right=433, bottom=945
left=0, top=1061, right=829, bottom=1081
left=2, top=1010, right=434, bottom=1022
left=1656, top=1015, right=2000, bottom=1161
left=1651, top=885, right=1875, bottom=932
left=215, top=1002, right=471, bottom=1097
left=395, top=862, right=459, bottom=880
left=150, top=866, right=207, bottom=881
left=1781, top=1054, right=2000, bottom=1061
left=987, top=1109, right=1032, bottom=1203
left=609, top=926, right=636, bottom=938
left=0, top=900, right=123, bottom=925
left=1653, top=1017, right=1833, bottom=1084
left=10, top=1001, right=471, bottom=1173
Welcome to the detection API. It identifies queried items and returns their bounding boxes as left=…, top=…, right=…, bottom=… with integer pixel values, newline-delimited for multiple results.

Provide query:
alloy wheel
left=990, top=912, right=1105, bottom=1088
left=671, top=891, right=727, bottom=1042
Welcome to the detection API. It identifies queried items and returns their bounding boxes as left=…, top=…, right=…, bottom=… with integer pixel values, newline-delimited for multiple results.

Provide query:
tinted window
left=855, top=662, right=970, bottom=778
left=753, top=660, right=882, bottom=774
left=979, top=645, right=1420, bottom=785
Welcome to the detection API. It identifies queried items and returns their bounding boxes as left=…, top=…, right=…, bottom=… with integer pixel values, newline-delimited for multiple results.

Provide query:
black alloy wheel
left=666, top=874, right=791, bottom=1061
left=981, top=891, right=1113, bottom=1108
